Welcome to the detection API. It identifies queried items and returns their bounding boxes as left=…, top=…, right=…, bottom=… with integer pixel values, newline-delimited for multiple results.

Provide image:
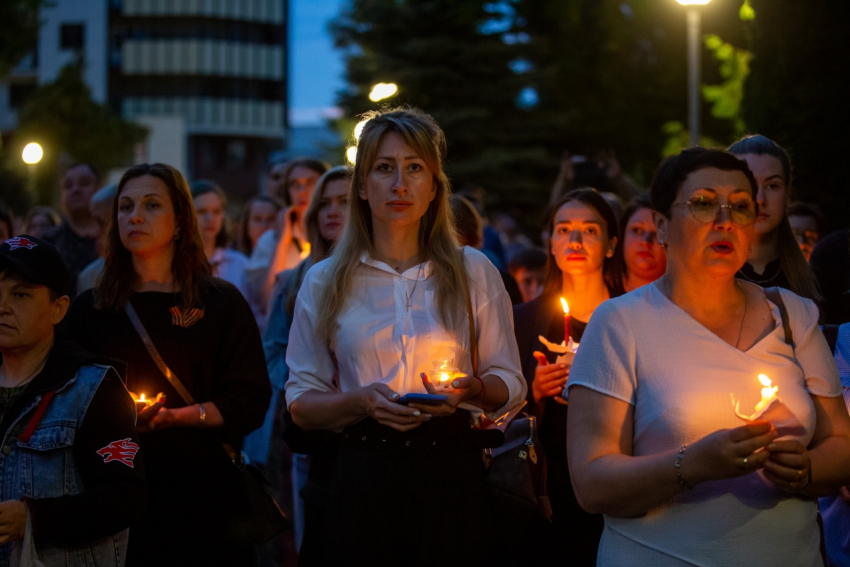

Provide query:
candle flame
left=560, top=297, right=570, bottom=315
left=439, top=372, right=452, bottom=383
left=139, top=393, right=146, bottom=403
left=754, top=374, right=778, bottom=413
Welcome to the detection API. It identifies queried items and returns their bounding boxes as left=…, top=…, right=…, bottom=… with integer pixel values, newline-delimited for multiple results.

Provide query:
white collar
left=359, top=253, right=432, bottom=280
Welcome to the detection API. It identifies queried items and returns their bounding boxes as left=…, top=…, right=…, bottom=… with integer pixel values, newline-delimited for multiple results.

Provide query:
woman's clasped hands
left=681, top=421, right=813, bottom=492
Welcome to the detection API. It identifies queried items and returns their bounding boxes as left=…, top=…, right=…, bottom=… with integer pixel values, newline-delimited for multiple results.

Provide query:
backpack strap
left=765, top=287, right=794, bottom=347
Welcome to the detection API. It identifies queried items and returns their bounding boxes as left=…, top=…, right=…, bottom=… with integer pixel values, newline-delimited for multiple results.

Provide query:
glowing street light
left=368, top=83, right=398, bottom=102
left=22, top=142, right=44, bottom=165
left=676, top=0, right=712, bottom=147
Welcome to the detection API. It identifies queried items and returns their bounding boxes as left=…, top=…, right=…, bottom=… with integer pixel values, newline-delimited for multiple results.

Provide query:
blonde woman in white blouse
left=566, top=148, right=850, bottom=566
left=284, top=107, right=525, bottom=566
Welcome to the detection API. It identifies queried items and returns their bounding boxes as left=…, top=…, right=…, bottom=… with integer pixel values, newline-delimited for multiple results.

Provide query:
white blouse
left=284, top=246, right=526, bottom=418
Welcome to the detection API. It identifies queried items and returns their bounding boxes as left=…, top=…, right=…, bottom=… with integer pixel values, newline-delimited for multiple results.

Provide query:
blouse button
left=405, top=441, right=411, bottom=447
left=2, top=446, right=11, bottom=455
left=398, top=276, right=404, bottom=281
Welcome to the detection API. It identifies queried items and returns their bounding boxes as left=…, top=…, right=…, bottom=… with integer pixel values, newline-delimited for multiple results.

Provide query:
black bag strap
left=765, top=287, right=794, bottom=347
left=125, top=301, right=246, bottom=462
left=125, top=301, right=196, bottom=405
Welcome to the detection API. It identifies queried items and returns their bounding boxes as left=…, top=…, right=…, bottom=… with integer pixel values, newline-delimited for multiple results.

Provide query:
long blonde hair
left=315, top=107, right=465, bottom=343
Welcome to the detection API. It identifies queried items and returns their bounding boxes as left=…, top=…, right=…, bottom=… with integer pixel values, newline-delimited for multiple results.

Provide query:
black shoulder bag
left=461, top=261, right=553, bottom=523
left=125, top=302, right=289, bottom=544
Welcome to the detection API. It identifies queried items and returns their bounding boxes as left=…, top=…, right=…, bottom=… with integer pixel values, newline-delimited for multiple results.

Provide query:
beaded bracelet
left=675, top=444, right=692, bottom=490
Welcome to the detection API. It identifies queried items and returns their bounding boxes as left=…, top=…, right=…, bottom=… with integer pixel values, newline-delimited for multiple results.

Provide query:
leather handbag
left=125, top=302, right=290, bottom=544
left=460, top=263, right=552, bottom=522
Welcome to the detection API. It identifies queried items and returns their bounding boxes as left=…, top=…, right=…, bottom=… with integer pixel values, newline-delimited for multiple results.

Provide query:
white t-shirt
left=284, top=246, right=527, bottom=419
left=567, top=281, right=841, bottom=567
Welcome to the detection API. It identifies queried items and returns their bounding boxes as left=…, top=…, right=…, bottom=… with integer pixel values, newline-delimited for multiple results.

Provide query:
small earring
left=659, top=240, right=668, bottom=250
left=748, top=246, right=753, bottom=256
left=606, top=250, right=614, bottom=258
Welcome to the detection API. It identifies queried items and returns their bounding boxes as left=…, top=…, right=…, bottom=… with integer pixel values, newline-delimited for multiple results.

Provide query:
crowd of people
left=2, top=105, right=850, bottom=567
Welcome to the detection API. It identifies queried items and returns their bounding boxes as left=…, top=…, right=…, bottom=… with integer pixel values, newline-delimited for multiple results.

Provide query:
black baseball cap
left=0, top=235, right=71, bottom=296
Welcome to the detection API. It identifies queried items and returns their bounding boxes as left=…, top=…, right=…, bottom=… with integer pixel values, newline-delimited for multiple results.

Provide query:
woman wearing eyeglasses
left=566, top=148, right=850, bottom=566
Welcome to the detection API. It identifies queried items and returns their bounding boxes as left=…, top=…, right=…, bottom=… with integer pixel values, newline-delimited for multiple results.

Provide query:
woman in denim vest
left=0, top=235, right=144, bottom=566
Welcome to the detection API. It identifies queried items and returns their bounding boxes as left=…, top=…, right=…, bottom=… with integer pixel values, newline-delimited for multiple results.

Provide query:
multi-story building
left=1, top=0, right=288, bottom=198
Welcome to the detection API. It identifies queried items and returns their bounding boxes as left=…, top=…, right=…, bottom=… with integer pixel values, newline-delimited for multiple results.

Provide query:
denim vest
left=0, top=364, right=129, bottom=567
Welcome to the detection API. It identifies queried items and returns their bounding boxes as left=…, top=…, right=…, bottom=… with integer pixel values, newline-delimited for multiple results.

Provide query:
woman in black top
left=513, top=188, right=622, bottom=566
left=65, top=163, right=271, bottom=566
left=728, top=135, right=820, bottom=302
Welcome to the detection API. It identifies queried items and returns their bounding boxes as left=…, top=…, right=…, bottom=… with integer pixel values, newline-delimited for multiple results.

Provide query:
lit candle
left=430, top=358, right=463, bottom=392
left=130, top=391, right=162, bottom=412
left=754, top=374, right=778, bottom=413
left=560, top=297, right=571, bottom=344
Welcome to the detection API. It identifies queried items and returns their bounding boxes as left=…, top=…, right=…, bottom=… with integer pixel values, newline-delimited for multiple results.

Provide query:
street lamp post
left=22, top=142, right=44, bottom=195
left=677, top=0, right=711, bottom=147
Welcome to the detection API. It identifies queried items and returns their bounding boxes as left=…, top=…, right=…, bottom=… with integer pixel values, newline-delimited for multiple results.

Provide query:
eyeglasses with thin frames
left=671, top=196, right=758, bottom=226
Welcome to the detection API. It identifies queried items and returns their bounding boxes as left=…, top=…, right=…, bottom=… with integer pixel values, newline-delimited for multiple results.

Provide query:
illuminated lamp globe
left=22, top=142, right=44, bottom=165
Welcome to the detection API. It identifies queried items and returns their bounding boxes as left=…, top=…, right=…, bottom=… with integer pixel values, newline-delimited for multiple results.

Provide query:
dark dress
left=512, top=293, right=605, bottom=567
left=65, top=278, right=271, bottom=567
left=811, top=229, right=850, bottom=324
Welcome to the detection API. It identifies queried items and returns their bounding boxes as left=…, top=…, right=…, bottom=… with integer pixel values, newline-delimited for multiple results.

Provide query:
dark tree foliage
left=333, top=0, right=770, bottom=227
left=14, top=63, right=148, bottom=204
left=742, top=0, right=850, bottom=230
left=333, top=0, right=549, bottom=213
left=0, top=0, right=41, bottom=79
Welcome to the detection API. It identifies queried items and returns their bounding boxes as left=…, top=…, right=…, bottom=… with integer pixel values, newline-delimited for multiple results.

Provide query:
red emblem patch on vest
left=5, top=237, right=38, bottom=251
left=96, top=438, right=139, bottom=468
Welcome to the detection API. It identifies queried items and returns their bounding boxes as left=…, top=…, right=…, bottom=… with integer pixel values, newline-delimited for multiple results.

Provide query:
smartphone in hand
left=397, top=393, right=448, bottom=405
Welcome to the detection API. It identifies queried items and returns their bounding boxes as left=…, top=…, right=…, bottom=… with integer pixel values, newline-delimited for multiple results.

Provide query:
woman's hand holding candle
left=675, top=422, right=778, bottom=488
left=532, top=351, right=569, bottom=404
left=763, top=439, right=812, bottom=493
left=135, top=394, right=167, bottom=433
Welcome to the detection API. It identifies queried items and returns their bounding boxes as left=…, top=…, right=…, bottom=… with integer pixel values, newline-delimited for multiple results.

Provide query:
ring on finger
left=739, top=457, right=749, bottom=470
left=797, top=469, right=804, bottom=480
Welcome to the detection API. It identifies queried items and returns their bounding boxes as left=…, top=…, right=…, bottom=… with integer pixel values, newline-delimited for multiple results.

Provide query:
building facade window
left=60, top=24, right=85, bottom=50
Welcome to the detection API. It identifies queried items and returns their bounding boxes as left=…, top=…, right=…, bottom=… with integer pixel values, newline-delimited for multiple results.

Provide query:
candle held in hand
left=560, top=297, right=571, bottom=344
left=430, top=357, right=464, bottom=392
left=129, top=391, right=162, bottom=411
left=754, top=374, right=778, bottom=413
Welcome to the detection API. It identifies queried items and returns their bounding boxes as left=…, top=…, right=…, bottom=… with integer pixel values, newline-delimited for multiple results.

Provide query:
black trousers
left=322, top=413, right=494, bottom=567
